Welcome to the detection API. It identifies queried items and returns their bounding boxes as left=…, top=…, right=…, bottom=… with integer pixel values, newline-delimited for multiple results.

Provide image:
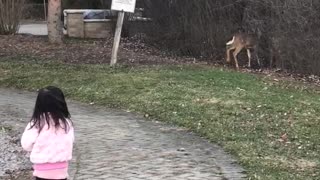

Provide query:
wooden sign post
left=110, top=0, right=137, bottom=66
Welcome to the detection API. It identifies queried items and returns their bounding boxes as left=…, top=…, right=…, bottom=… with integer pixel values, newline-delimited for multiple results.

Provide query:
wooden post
left=44, top=0, right=47, bottom=21
left=110, top=11, right=125, bottom=66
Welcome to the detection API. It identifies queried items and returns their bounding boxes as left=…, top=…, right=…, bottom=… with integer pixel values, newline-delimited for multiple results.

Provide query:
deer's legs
left=226, top=48, right=232, bottom=63
left=255, top=52, right=261, bottom=67
left=270, top=48, right=277, bottom=68
left=252, top=47, right=261, bottom=67
left=247, top=49, right=252, bottom=68
left=233, top=47, right=242, bottom=69
left=249, top=48, right=261, bottom=68
left=257, top=56, right=261, bottom=67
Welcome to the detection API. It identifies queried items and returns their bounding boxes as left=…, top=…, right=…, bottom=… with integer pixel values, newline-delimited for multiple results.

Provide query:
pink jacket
left=21, top=119, right=74, bottom=179
left=21, top=120, right=74, bottom=163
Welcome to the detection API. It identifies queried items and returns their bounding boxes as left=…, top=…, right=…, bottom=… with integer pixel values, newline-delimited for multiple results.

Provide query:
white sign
left=111, top=0, right=136, bottom=13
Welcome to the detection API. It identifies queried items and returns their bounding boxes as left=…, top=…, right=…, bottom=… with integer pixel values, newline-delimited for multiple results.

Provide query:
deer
left=226, top=32, right=260, bottom=69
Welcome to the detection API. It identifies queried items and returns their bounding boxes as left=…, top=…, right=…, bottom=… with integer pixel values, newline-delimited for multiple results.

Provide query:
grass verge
left=0, top=58, right=319, bottom=179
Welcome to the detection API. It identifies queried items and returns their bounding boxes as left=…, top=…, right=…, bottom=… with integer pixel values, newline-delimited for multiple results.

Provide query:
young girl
left=21, top=86, right=74, bottom=180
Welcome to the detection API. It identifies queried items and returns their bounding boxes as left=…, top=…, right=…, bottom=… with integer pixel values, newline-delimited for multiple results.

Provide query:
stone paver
left=0, top=89, right=246, bottom=180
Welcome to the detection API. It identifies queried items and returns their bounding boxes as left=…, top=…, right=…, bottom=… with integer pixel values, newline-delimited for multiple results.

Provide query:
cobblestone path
left=0, top=89, right=245, bottom=180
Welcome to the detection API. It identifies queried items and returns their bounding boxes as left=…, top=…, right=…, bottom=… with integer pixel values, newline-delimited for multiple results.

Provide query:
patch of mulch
left=0, top=129, right=32, bottom=180
left=0, top=103, right=32, bottom=180
left=243, top=68, right=320, bottom=89
left=0, top=34, right=209, bottom=65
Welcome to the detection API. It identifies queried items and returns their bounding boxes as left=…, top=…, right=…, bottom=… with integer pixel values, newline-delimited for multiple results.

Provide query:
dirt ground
left=0, top=35, right=206, bottom=65
left=0, top=103, right=32, bottom=179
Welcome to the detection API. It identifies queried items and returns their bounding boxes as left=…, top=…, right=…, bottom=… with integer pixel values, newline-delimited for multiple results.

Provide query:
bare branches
left=0, top=0, right=25, bottom=35
left=142, top=0, right=320, bottom=74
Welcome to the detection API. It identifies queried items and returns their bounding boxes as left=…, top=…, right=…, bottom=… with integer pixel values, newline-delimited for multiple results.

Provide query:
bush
left=0, top=0, right=25, bottom=35
left=143, top=0, right=244, bottom=58
left=143, top=0, right=320, bottom=75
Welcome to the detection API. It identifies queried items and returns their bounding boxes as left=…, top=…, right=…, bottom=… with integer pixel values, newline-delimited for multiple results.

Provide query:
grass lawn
left=0, top=57, right=319, bottom=179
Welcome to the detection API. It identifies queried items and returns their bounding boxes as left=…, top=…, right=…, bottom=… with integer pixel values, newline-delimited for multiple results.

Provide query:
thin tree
left=48, top=0, right=63, bottom=43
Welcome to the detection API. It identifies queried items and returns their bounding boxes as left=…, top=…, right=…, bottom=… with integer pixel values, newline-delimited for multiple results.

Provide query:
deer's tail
left=226, top=36, right=235, bottom=46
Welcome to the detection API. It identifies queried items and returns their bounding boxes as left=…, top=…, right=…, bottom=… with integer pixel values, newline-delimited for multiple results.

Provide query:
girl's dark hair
left=30, top=86, right=72, bottom=133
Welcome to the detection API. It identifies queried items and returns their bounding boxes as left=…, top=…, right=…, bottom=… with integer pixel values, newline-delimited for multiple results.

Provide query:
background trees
left=12, top=0, right=320, bottom=74
left=143, top=0, right=320, bottom=74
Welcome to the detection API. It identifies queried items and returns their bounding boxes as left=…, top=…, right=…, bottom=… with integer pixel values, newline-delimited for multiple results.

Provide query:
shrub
left=0, top=0, right=25, bottom=35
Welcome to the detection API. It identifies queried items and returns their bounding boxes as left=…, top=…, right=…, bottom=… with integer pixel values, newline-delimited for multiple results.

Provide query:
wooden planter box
left=64, top=9, right=115, bottom=38
left=84, top=19, right=114, bottom=38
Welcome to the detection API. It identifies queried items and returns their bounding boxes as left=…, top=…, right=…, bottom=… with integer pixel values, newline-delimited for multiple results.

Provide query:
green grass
left=0, top=58, right=320, bottom=179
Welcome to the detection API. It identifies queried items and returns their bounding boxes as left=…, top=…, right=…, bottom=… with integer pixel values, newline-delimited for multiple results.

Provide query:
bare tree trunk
left=48, top=0, right=63, bottom=43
